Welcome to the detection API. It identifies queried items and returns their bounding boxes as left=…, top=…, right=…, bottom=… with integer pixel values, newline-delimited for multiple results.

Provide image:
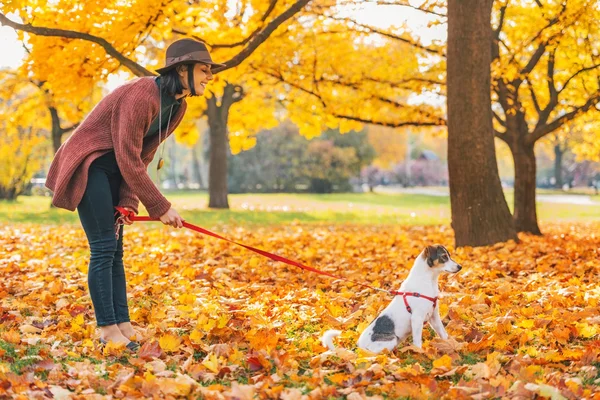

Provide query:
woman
left=45, top=39, right=224, bottom=351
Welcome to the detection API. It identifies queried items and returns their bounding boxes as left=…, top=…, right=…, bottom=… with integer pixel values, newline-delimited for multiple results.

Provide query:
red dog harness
left=390, top=291, right=438, bottom=314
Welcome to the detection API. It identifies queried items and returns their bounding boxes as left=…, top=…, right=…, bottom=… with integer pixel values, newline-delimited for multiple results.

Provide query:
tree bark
left=207, top=124, right=229, bottom=208
left=205, top=84, right=244, bottom=208
left=512, top=142, right=541, bottom=234
left=447, top=0, right=518, bottom=247
left=0, top=187, right=17, bottom=200
left=554, top=143, right=563, bottom=189
left=50, top=107, right=62, bottom=154
left=206, top=97, right=230, bottom=209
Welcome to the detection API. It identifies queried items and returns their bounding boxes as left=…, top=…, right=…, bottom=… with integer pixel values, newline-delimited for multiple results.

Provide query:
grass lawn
left=1, top=190, right=598, bottom=227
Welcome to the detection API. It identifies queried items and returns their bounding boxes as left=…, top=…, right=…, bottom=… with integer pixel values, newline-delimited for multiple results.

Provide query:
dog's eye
left=440, top=255, right=448, bottom=263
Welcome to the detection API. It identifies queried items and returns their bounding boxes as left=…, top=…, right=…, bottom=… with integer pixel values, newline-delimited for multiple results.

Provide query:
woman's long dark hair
left=159, top=65, right=187, bottom=97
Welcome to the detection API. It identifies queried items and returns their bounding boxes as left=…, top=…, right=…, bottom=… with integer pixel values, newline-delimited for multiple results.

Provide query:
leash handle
left=114, top=206, right=399, bottom=295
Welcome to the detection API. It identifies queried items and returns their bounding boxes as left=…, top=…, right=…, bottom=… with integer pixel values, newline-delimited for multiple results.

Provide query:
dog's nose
left=456, top=264, right=462, bottom=271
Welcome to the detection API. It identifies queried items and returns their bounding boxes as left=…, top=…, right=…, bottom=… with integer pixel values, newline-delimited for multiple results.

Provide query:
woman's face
left=178, top=63, right=213, bottom=96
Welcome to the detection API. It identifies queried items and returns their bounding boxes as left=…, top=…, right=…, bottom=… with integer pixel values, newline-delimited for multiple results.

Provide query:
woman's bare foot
left=100, top=324, right=131, bottom=345
left=117, top=321, right=139, bottom=341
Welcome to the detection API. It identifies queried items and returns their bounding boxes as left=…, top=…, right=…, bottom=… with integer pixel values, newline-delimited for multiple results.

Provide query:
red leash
left=114, top=207, right=438, bottom=310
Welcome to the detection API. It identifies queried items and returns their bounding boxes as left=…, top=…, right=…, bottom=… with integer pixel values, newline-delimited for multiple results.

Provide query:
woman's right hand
left=159, top=208, right=184, bottom=228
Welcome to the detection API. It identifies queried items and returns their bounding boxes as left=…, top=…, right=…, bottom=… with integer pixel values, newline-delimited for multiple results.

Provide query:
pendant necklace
left=157, top=83, right=174, bottom=172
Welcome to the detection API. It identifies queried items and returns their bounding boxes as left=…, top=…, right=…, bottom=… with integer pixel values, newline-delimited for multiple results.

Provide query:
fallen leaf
left=159, top=334, right=182, bottom=353
left=139, top=340, right=163, bottom=360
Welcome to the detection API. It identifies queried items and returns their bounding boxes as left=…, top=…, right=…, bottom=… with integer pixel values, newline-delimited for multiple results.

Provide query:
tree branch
left=212, top=0, right=311, bottom=73
left=354, top=0, right=446, bottom=18
left=364, top=76, right=444, bottom=87
left=559, top=63, right=600, bottom=94
left=260, top=67, right=445, bottom=127
left=528, top=94, right=600, bottom=144
left=507, top=4, right=566, bottom=81
left=2, top=0, right=307, bottom=77
left=519, top=42, right=547, bottom=78
left=492, top=3, right=508, bottom=62
left=332, top=113, right=445, bottom=128
left=323, top=15, right=445, bottom=57
left=172, top=0, right=278, bottom=50
left=494, top=79, right=512, bottom=116
left=495, top=129, right=509, bottom=144
left=526, top=79, right=541, bottom=117
left=0, top=13, right=153, bottom=77
left=61, top=123, right=80, bottom=134
left=492, top=110, right=506, bottom=127
left=261, top=0, right=279, bottom=22
left=537, top=48, right=558, bottom=127
left=495, top=3, right=507, bottom=40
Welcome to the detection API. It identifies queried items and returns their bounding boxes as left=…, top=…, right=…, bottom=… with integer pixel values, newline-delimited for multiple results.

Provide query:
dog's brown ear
left=423, top=245, right=439, bottom=267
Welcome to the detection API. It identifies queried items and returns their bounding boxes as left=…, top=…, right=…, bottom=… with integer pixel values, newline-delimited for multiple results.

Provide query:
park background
left=1, top=0, right=599, bottom=399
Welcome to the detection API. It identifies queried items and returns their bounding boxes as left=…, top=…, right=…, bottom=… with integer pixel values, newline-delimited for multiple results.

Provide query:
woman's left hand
left=121, top=207, right=136, bottom=225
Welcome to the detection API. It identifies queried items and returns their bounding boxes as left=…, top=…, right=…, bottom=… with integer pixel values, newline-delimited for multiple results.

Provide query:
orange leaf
left=2, top=330, right=20, bottom=344
left=139, top=341, right=163, bottom=360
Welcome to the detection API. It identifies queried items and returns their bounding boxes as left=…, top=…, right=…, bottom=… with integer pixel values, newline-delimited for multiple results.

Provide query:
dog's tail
left=321, top=330, right=342, bottom=350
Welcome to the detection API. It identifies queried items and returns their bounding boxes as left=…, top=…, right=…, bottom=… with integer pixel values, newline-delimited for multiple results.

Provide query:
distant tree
left=302, top=140, right=358, bottom=193
left=229, top=123, right=371, bottom=193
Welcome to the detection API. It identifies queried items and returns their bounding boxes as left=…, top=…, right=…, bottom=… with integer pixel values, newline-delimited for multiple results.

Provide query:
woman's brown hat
left=156, top=38, right=225, bottom=75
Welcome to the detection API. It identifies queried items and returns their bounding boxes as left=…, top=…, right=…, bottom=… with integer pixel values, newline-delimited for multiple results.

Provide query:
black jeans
left=77, top=151, right=130, bottom=327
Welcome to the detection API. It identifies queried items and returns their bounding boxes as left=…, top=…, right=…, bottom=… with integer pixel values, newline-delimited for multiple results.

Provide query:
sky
left=0, top=13, right=25, bottom=69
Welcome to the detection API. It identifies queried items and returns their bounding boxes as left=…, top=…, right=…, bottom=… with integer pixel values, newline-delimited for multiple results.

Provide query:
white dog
left=322, top=244, right=462, bottom=353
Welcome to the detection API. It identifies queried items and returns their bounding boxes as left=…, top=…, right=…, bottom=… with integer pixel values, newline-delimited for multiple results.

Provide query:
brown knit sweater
left=45, top=77, right=187, bottom=218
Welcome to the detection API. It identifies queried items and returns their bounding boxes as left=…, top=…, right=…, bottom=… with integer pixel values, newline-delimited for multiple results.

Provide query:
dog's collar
left=390, top=291, right=438, bottom=314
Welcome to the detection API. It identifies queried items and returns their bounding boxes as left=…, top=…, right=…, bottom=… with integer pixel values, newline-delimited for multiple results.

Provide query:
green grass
left=0, top=190, right=598, bottom=227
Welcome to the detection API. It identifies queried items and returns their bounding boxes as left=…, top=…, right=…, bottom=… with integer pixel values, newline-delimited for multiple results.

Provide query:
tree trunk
left=447, top=0, right=517, bottom=247
left=0, top=187, right=17, bottom=200
left=208, top=122, right=229, bottom=208
left=50, top=107, right=63, bottom=154
left=205, top=83, right=244, bottom=208
left=206, top=96, right=230, bottom=209
left=513, top=143, right=541, bottom=234
left=554, top=143, right=563, bottom=189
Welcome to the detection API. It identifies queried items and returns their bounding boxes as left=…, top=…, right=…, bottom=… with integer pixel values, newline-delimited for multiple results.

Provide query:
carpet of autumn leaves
left=0, top=221, right=599, bottom=399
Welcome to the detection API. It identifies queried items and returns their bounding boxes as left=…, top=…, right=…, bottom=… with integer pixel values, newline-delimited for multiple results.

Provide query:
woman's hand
left=121, top=207, right=136, bottom=225
left=160, top=208, right=184, bottom=228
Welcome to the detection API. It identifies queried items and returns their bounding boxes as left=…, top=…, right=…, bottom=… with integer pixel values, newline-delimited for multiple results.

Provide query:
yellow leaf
left=432, top=354, right=453, bottom=369
left=73, top=313, right=84, bottom=326
left=575, top=322, right=598, bottom=339
left=159, top=334, right=182, bottom=353
left=166, top=241, right=182, bottom=252
left=190, top=329, right=203, bottom=344
left=517, top=319, right=534, bottom=329
left=249, top=257, right=260, bottom=268
left=178, top=293, right=196, bottom=305
left=144, top=371, right=156, bottom=382
left=217, top=314, right=230, bottom=329
left=202, top=352, right=220, bottom=373
left=198, top=314, right=217, bottom=333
